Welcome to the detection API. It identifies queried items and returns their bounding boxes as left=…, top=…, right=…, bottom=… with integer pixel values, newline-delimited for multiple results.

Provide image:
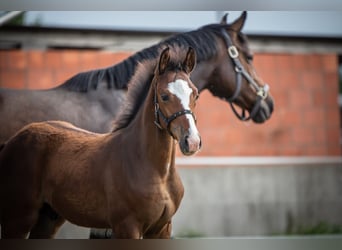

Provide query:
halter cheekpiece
left=153, top=77, right=196, bottom=137
left=221, top=29, right=270, bottom=121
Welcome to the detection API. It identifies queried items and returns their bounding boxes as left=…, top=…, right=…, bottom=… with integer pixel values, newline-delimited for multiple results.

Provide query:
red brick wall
left=0, top=50, right=340, bottom=156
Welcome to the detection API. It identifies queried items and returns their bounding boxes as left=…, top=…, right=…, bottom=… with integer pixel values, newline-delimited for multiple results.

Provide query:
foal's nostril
left=184, top=135, right=189, bottom=152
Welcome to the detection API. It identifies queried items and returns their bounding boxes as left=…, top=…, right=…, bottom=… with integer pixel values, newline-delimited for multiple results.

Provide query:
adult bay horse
left=0, top=11, right=274, bottom=147
left=0, top=46, right=201, bottom=239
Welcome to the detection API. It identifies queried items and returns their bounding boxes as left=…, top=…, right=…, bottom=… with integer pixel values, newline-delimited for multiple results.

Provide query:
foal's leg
left=144, top=221, right=172, bottom=239
left=111, top=218, right=141, bottom=239
left=1, top=211, right=39, bottom=239
left=29, top=204, right=66, bottom=239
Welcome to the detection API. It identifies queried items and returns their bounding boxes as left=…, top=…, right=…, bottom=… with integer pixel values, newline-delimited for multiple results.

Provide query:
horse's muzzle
left=252, top=98, right=274, bottom=124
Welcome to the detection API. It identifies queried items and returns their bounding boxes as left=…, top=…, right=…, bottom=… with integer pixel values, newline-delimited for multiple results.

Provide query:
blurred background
left=0, top=11, right=341, bottom=238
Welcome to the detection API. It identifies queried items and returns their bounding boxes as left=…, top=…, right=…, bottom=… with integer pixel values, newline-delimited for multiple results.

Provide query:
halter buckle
left=154, top=120, right=163, bottom=130
left=228, top=46, right=239, bottom=58
left=235, top=66, right=242, bottom=73
left=256, top=84, right=269, bottom=100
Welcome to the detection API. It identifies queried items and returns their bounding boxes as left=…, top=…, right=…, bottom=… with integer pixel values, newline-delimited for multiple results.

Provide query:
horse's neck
left=191, top=57, right=218, bottom=92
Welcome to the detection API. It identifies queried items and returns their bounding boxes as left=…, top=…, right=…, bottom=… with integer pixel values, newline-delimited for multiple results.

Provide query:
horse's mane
left=56, top=23, right=230, bottom=92
left=111, top=47, right=189, bottom=132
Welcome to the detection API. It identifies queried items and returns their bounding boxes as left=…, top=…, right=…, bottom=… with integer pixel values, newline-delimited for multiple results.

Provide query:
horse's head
left=153, top=47, right=201, bottom=155
left=207, top=11, right=274, bottom=123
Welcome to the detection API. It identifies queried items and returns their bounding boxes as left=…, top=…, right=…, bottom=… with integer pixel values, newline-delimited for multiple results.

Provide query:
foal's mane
left=56, top=23, right=234, bottom=92
left=111, top=47, right=189, bottom=132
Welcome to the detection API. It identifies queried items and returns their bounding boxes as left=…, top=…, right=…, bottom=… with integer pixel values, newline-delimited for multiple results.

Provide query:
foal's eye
left=161, top=94, right=169, bottom=102
left=195, top=94, right=199, bottom=101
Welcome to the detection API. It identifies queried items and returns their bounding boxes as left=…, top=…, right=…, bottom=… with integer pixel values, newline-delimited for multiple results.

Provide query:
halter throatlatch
left=154, top=82, right=196, bottom=137
left=221, top=29, right=270, bottom=121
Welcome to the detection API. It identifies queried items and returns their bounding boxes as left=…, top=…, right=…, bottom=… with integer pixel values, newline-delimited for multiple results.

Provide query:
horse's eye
left=195, top=94, right=199, bottom=101
left=161, top=94, right=169, bottom=102
left=246, top=55, right=254, bottom=62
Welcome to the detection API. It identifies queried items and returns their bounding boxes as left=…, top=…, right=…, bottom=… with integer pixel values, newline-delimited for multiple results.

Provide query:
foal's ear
left=230, top=11, right=247, bottom=31
left=220, top=13, right=228, bottom=24
left=183, top=47, right=196, bottom=74
left=158, top=47, right=170, bottom=75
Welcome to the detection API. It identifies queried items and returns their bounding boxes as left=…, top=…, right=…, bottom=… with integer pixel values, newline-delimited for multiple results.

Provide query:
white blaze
left=167, top=79, right=199, bottom=138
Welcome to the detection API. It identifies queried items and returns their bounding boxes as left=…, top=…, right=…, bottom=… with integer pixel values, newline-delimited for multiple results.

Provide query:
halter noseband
left=221, top=29, right=270, bottom=121
left=153, top=79, right=196, bottom=137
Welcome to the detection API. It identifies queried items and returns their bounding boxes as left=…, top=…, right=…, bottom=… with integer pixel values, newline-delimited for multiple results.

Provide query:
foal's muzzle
left=179, top=133, right=202, bottom=156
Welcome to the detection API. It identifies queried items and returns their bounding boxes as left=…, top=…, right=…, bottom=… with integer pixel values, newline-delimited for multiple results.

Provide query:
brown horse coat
left=0, top=47, right=200, bottom=239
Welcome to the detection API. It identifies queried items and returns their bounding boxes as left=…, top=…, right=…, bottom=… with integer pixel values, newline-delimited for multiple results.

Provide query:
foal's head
left=153, top=47, right=201, bottom=155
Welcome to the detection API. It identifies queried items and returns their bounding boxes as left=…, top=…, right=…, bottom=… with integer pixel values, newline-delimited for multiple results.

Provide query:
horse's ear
left=183, top=47, right=196, bottom=74
left=158, top=47, right=170, bottom=75
left=220, top=13, right=228, bottom=24
left=230, top=11, right=247, bottom=31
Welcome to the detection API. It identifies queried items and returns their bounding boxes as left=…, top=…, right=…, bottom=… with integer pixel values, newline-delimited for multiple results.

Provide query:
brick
left=54, top=69, right=80, bottom=85
left=253, top=53, right=276, bottom=73
left=45, top=50, right=62, bottom=69
left=0, top=51, right=10, bottom=68
left=279, top=145, right=304, bottom=156
left=325, top=93, right=339, bottom=109
left=61, top=50, right=81, bottom=70
left=326, top=145, right=342, bottom=156
left=8, top=50, right=27, bottom=70
left=323, top=72, right=338, bottom=89
left=274, top=54, right=293, bottom=71
left=27, top=51, right=45, bottom=69
left=97, top=52, right=132, bottom=69
left=305, top=146, right=327, bottom=156
left=311, top=127, right=326, bottom=145
left=289, top=90, right=312, bottom=109
left=312, top=90, right=326, bottom=106
left=268, top=127, right=293, bottom=145
left=303, top=108, right=325, bottom=126
left=0, top=69, right=26, bottom=89
left=292, top=54, right=309, bottom=72
left=300, top=71, right=324, bottom=90
left=321, top=54, right=337, bottom=73
left=292, top=127, right=314, bottom=145
left=79, top=51, right=99, bottom=71
left=98, top=53, right=118, bottom=68
left=325, top=109, right=340, bottom=128
left=326, top=125, right=340, bottom=145
left=0, top=50, right=339, bottom=157
left=27, top=70, right=54, bottom=89
left=112, top=52, right=131, bottom=64
left=276, top=70, right=299, bottom=90
left=307, top=54, right=322, bottom=71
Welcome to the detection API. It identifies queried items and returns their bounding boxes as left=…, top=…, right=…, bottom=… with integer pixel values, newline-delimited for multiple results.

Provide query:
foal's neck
left=125, top=83, right=175, bottom=177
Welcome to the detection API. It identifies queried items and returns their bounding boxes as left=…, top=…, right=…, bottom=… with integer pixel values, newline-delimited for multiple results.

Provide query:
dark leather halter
left=221, top=29, right=270, bottom=121
left=153, top=79, right=196, bottom=137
